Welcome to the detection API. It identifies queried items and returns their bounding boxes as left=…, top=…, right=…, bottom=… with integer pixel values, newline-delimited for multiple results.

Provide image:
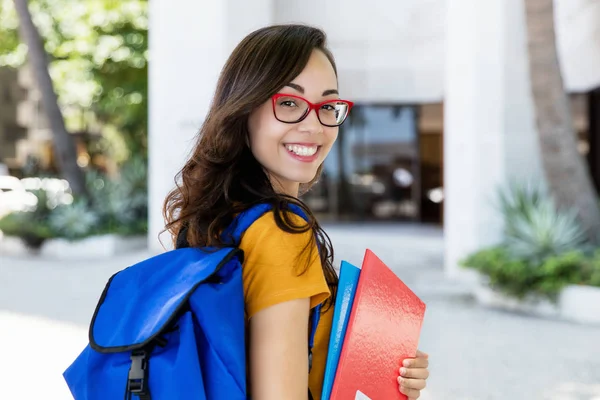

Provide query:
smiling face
left=247, top=49, right=341, bottom=197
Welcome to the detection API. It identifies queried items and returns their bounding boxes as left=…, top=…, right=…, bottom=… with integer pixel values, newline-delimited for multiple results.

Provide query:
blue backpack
left=63, top=203, right=321, bottom=399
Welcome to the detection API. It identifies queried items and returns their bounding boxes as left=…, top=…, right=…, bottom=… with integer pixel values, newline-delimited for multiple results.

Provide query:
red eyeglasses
left=271, top=93, right=354, bottom=127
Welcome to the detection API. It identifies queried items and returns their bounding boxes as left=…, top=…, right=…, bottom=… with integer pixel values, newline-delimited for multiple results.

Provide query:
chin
left=279, top=171, right=318, bottom=186
left=293, top=173, right=319, bottom=185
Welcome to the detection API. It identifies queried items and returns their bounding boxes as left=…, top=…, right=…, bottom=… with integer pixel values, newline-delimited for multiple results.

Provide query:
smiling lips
left=284, top=143, right=320, bottom=162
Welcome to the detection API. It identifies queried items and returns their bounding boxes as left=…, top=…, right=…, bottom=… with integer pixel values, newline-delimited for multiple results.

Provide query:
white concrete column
left=554, top=0, right=600, bottom=92
left=443, top=0, right=544, bottom=279
left=148, top=0, right=274, bottom=251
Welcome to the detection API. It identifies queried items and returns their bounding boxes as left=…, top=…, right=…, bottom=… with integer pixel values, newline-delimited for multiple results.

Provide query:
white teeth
left=286, top=144, right=318, bottom=156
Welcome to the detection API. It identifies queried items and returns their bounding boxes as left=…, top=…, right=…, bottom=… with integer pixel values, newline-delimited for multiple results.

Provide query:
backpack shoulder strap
left=175, top=203, right=274, bottom=249
left=175, top=202, right=319, bottom=346
left=224, top=203, right=273, bottom=245
left=169, top=202, right=320, bottom=397
left=226, top=202, right=321, bottom=373
left=177, top=202, right=309, bottom=249
left=223, top=202, right=308, bottom=245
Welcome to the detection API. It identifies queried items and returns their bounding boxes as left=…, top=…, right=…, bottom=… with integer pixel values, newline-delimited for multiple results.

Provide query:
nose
left=298, top=108, right=323, bottom=134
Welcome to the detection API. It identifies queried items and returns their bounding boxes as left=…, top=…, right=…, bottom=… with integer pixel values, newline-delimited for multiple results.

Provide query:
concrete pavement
left=1, top=223, right=600, bottom=399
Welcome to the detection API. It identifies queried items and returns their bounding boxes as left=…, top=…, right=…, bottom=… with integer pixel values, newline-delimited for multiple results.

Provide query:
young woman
left=164, top=24, right=430, bottom=400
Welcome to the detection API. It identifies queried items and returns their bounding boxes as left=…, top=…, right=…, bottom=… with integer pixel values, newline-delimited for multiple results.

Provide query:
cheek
left=250, top=123, right=286, bottom=150
left=321, top=127, right=339, bottom=153
left=248, top=109, right=288, bottom=157
left=247, top=106, right=267, bottom=144
left=249, top=107, right=271, bottom=142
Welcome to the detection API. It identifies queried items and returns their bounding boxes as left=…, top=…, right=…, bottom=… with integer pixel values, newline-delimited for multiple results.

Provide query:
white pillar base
left=443, top=0, right=544, bottom=279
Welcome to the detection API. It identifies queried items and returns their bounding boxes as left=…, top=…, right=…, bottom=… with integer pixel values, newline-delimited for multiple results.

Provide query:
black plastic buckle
left=127, top=349, right=149, bottom=395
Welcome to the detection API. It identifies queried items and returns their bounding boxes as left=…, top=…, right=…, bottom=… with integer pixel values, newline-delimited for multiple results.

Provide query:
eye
left=280, top=100, right=297, bottom=107
left=321, top=104, right=336, bottom=111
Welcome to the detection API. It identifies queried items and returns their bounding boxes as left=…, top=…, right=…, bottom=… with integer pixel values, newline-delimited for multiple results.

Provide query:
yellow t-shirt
left=239, top=211, right=333, bottom=400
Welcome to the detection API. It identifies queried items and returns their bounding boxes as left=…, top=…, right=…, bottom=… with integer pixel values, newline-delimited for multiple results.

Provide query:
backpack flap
left=89, top=247, right=242, bottom=353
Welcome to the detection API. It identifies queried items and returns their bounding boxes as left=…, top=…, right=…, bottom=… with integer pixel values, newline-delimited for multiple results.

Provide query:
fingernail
left=397, top=376, right=403, bottom=384
left=400, top=367, right=407, bottom=376
left=403, top=359, right=412, bottom=367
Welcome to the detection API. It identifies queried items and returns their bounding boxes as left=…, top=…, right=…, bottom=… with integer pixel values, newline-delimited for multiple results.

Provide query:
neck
left=269, top=175, right=299, bottom=198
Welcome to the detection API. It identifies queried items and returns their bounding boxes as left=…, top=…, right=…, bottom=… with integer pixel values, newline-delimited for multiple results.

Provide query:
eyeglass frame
left=271, top=93, right=354, bottom=127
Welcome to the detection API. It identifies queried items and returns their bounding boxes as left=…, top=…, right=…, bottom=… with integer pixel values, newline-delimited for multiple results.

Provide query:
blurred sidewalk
left=325, top=222, right=463, bottom=298
left=2, top=223, right=600, bottom=399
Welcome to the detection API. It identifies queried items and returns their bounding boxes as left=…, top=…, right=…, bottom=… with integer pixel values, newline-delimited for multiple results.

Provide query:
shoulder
left=245, top=210, right=309, bottom=232
left=240, top=210, right=313, bottom=250
left=239, top=210, right=329, bottom=318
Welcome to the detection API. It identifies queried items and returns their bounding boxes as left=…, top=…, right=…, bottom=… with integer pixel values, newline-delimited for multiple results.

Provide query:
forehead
left=291, top=50, right=338, bottom=92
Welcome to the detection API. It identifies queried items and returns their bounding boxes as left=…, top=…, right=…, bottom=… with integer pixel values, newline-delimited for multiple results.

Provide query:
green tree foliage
left=0, top=0, right=148, bottom=158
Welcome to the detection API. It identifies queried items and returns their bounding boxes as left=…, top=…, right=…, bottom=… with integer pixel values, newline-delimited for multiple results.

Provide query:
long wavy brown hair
left=163, top=24, right=339, bottom=306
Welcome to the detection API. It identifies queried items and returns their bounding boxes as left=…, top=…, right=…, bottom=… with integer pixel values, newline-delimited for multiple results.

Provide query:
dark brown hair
left=163, top=24, right=338, bottom=306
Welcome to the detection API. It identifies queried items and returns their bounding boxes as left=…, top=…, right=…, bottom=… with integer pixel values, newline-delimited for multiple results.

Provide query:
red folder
left=329, top=249, right=426, bottom=400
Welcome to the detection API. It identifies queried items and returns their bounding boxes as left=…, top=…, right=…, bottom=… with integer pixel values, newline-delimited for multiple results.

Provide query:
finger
left=398, top=384, right=421, bottom=399
left=416, top=349, right=429, bottom=359
left=403, top=357, right=429, bottom=369
left=398, top=377, right=427, bottom=391
left=400, top=366, right=430, bottom=380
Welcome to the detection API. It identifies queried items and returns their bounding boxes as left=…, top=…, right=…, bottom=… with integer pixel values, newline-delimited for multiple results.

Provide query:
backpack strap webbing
left=174, top=202, right=321, bottom=398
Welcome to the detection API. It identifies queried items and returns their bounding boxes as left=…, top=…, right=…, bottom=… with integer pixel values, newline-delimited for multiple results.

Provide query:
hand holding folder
left=323, top=249, right=426, bottom=400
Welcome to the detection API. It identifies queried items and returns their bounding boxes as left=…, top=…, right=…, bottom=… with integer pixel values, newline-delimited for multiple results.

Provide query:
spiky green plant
left=496, top=181, right=588, bottom=263
left=49, top=200, right=99, bottom=240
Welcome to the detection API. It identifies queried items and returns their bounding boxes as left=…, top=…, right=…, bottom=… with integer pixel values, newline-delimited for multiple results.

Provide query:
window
left=304, top=104, right=420, bottom=220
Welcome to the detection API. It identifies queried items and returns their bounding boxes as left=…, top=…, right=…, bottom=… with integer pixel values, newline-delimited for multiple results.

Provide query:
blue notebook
left=321, top=261, right=361, bottom=400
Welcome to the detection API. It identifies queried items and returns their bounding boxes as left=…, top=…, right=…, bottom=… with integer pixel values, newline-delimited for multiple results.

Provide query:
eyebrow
left=285, top=83, right=339, bottom=97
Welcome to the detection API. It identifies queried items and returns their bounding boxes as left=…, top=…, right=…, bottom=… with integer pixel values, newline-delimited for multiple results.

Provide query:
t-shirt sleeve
left=240, top=211, right=331, bottom=319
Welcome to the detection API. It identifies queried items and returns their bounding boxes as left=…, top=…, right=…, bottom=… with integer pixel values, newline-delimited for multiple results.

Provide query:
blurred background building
left=0, top=65, right=105, bottom=176
left=147, top=0, right=600, bottom=277
left=2, top=2, right=600, bottom=398
left=1, top=0, right=599, bottom=275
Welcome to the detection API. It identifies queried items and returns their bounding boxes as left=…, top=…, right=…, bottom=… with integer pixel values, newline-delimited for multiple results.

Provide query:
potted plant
left=0, top=157, right=148, bottom=259
left=461, top=182, right=600, bottom=324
